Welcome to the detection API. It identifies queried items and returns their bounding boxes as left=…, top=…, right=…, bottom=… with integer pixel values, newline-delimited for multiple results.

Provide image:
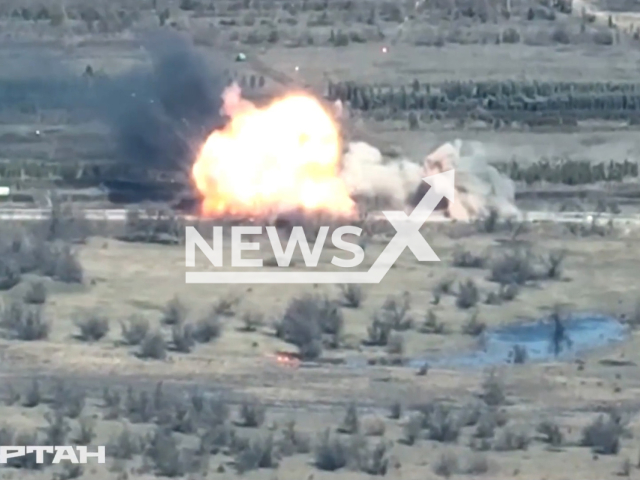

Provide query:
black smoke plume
left=94, top=31, right=230, bottom=173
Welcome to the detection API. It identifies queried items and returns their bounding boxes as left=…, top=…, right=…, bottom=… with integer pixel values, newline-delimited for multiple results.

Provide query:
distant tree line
left=327, top=80, right=640, bottom=123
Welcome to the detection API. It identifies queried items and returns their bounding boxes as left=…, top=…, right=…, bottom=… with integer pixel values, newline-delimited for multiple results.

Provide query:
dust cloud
left=340, top=139, right=520, bottom=220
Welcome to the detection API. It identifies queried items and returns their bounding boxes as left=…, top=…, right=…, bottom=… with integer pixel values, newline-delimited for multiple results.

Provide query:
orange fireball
left=192, top=84, right=356, bottom=217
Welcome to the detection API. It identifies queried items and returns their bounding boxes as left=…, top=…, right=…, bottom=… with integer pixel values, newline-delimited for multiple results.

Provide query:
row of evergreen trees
left=493, top=159, right=639, bottom=185
left=327, top=80, right=640, bottom=117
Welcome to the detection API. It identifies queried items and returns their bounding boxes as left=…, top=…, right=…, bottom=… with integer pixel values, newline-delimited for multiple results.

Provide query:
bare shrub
left=331, top=29, right=350, bottom=46
left=380, top=292, right=413, bottom=330
left=170, top=323, right=195, bottom=352
left=1, top=302, right=50, bottom=341
left=145, top=427, right=189, bottom=477
left=401, top=413, right=424, bottom=445
left=107, top=427, right=141, bottom=459
left=452, top=247, right=486, bottom=268
left=424, top=404, right=462, bottom=443
left=470, top=437, right=492, bottom=451
left=489, top=248, right=538, bottom=285
left=358, top=439, right=392, bottom=475
left=74, top=313, right=109, bottom=342
left=22, top=379, right=41, bottom=408
left=581, top=413, right=624, bottom=454
left=366, top=314, right=392, bottom=346
left=24, top=281, right=47, bottom=304
left=275, top=294, right=343, bottom=359
left=120, top=316, right=149, bottom=345
left=433, top=277, right=455, bottom=304
left=138, top=331, right=167, bottom=360
left=432, top=451, right=459, bottom=477
left=314, top=429, right=347, bottom=471
left=478, top=208, right=500, bottom=233
left=4, top=384, right=19, bottom=406
left=278, top=420, right=311, bottom=456
left=122, top=207, right=183, bottom=245
left=419, top=310, right=447, bottom=334
left=43, top=200, right=93, bottom=243
left=461, top=311, right=486, bottom=336
left=485, top=290, right=501, bottom=305
left=102, top=388, right=121, bottom=420
left=0, top=424, right=14, bottom=444
left=501, top=27, right=520, bottom=43
left=338, top=284, right=365, bottom=308
left=124, top=387, right=155, bottom=424
left=44, top=410, right=71, bottom=445
left=592, top=29, right=614, bottom=45
left=498, top=282, right=519, bottom=301
left=212, top=295, right=240, bottom=317
left=193, top=315, right=222, bottom=343
left=74, top=417, right=95, bottom=445
left=239, top=311, right=264, bottom=332
left=238, top=400, right=266, bottom=428
left=51, top=381, right=85, bottom=419
left=40, top=242, right=84, bottom=283
left=202, top=395, right=230, bottom=427
left=386, top=333, right=405, bottom=355
left=389, top=401, right=402, bottom=420
left=545, top=250, right=566, bottom=279
left=537, top=419, right=563, bottom=446
left=551, top=26, right=571, bottom=44
left=461, top=453, right=489, bottom=474
left=459, top=401, right=483, bottom=427
left=234, top=433, right=279, bottom=473
left=162, top=296, right=188, bottom=325
left=337, top=402, right=359, bottom=434
left=494, top=425, right=530, bottom=451
left=431, top=289, right=441, bottom=305
left=1, top=228, right=83, bottom=285
left=362, top=416, right=386, bottom=437
left=0, top=258, right=21, bottom=290
left=474, top=410, right=498, bottom=438
left=408, top=111, right=420, bottom=130
left=456, top=279, right=479, bottom=309
left=481, top=370, right=506, bottom=406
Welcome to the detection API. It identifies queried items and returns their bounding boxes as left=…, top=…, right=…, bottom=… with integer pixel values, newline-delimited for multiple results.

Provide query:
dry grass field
left=0, top=0, right=640, bottom=478
left=0, top=214, right=639, bottom=480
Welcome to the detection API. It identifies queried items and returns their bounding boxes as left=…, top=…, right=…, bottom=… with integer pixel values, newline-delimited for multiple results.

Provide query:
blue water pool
left=407, top=314, right=628, bottom=369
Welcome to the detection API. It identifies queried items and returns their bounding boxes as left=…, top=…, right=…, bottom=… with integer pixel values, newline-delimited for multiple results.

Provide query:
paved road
left=0, top=208, right=639, bottom=226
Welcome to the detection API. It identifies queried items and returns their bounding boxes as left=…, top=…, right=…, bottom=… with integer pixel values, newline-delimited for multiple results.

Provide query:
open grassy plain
left=1, top=0, right=640, bottom=478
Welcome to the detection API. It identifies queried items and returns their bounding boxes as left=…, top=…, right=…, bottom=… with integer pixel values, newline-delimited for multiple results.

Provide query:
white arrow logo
left=186, top=170, right=454, bottom=284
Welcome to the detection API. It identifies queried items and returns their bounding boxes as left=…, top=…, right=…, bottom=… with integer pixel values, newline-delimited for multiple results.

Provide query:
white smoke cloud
left=340, top=139, right=520, bottom=221
left=340, top=142, right=423, bottom=210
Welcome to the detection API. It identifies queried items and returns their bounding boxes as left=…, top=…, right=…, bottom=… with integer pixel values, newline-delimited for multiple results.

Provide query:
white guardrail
left=0, top=208, right=639, bottom=225
left=0, top=209, right=128, bottom=221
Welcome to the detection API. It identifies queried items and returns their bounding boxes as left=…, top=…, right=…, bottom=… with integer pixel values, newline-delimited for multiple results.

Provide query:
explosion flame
left=192, top=83, right=356, bottom=217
